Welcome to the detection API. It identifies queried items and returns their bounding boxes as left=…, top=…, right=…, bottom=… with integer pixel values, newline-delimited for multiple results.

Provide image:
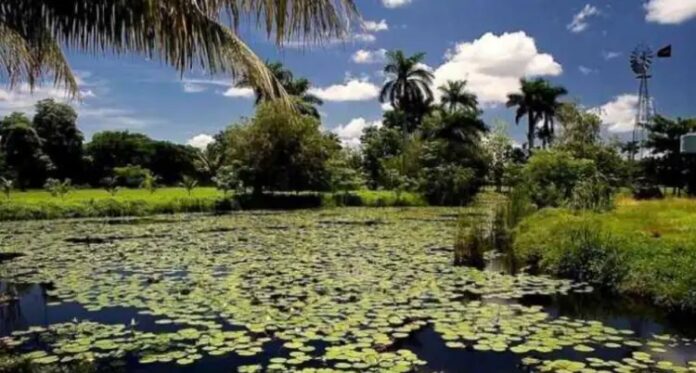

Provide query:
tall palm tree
left=538, top=83, right=568, bottom=148
left=438, top=80, right=478, bottom=114
left=379, top=50, right=435, bottom=120
left=0, top=1, right=357, bottom=100
left=430, top=111, right=487, bottom=147
left=238, top=62, right=323, bottom=118
left=506, top=78, right=546, bottom=151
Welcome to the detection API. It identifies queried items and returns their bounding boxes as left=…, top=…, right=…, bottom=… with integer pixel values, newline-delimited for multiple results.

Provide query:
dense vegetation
left=513, top=197, right=696, bottom=311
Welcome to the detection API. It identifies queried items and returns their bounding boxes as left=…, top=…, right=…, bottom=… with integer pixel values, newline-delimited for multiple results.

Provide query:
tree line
left=1, top=51, right=695, bottom=203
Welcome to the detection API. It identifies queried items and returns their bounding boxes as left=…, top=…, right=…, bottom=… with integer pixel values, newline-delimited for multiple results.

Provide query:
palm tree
left=379, top=50, right=435, bottom=121
left=538, top=83, right=568, bottom=148
left=506, top=78, right=546, bottom=152
left=0, top=1, right=357, bottom=100
left=238, top=62, right=323, bottom=118
left=430, top=111, right=487, bottom=148
left=438, top=80, right=478, bottom=114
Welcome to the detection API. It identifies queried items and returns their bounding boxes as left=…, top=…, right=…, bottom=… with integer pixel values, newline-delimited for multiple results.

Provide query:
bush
left=421, top=164, right=479, bottom=206
left=568, top=172, right=615, bottom=211
left=523, top=150, right=596, bottom=208
left=453, top=220, right=487, bottom=269
left=113, top=165, right=151, bottom=188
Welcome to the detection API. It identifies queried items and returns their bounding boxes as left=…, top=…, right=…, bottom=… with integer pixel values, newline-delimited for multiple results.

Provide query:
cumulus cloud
left=332, top=118, right=382, bottom=147
left=432, top=31, right=562, bottom=106
left=363, top=19, right=389, bottom=32
left=645, top=0, right=696, bottom=24
left=309, top=78, right=380, bottom=102
left=187, top=134, right=215, bottom=150
left=567, top=4, right=600, bottom=33
left=595, top=94, right=638, bottom=133
left=222, top=87, right=255, bottom=98
left=352, top=49, right=388, bottom=64
left=0, top=84, right=72, bottom=115
left=382, top=0, right=412, bottom=8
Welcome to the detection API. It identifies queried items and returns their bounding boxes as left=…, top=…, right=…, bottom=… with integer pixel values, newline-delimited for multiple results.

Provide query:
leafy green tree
left=359, top=126, right=404, bottom=189
left=523, top=150, right=597, bottom=207
left=0, top=112, right=52, bottom=189
left=32, top=99, right=84, bottom=181
left=438, top=80, right=478, bottom=114
left=85, top=131, right=155, bottom=183
left=113, top=165, right=152, bottom=188
left=644, top=116, right=696, bottom=195
left=149, top=141, right=197, bottom=185
left=485, top=121, right=516, bottom=192
left=379, top=50, right=435, bottom=129
left=213, top=166, right=243, bottom=195
left=0, top=0, right=358, bottom=99
left=223, top=103, right=339, bottom=194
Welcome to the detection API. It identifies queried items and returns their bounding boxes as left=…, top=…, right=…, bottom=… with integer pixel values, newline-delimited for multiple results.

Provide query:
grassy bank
left=0, top=188, right=427, bottom=221
left=513, top=197, right=696, bottom=311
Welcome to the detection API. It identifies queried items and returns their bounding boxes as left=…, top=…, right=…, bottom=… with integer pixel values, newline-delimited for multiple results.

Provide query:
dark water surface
left=3, top=257, right=696, bottom=372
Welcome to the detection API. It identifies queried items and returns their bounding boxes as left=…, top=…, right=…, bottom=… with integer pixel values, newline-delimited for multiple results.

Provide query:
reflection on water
left=1, top=253, right=696, bottom=372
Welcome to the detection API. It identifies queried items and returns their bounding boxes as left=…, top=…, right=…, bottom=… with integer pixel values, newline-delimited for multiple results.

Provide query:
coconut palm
left=438, top=80, right=479, bottom=114
left=537, top=83, right=568, bottom=148
left=0, top=1, right=357, bottom=100
left=238, top=62, right=323, bottom=118
left=506, top=78, right=546, bottom=151
left=379, top=50, right=435, bottom=119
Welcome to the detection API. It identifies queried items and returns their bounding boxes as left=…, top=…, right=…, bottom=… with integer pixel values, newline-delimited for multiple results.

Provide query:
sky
left=1, top=0, right=696, bottom=149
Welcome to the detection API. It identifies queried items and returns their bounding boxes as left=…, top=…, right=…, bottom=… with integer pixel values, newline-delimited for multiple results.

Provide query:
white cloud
left=602, top=51, right=622, bottom=60
left=183, top=82, right=206, bottom=93
left=595, top=94, right=638, bottom=133
left=578, top=65, right=596, bottom=75
left=363, top=19, right=389, bottom=32
left=222, top=87, right=255, bottom=98
left=382, top=0, right=412, bottom=8
left=645, top=0, right=696, bottom=24
left=433, top=31, right=562, bottom=106
left=352, top=49, right=388, bottom=64
left=567, top=4, right=600, bottom=33
left=79, top=107, right=161, bottom=130
left=187, top=134, right=215, bottom=150
left=352, top=33, right=377, bottom=43
left=309, top=78, right=380, bottom=102
left=0, top=84, right=73, bottom=115
left=381, top=102, right=394, bottom=111
left=332, top=118, right=382, bottom=147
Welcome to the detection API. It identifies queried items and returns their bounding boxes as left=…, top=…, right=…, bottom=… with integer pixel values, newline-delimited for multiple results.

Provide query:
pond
left=1, top=207, right=695, bottom=372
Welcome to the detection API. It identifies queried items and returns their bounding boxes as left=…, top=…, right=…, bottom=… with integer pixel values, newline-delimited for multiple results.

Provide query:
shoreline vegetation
left=512, top=196, right=696, bottom=312
left=0, top=188, right=426, bottom=221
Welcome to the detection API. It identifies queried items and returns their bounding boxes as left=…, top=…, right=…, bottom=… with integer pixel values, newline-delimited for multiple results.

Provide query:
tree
left=179, top=175, right=199, bottom=196
left=360, top=126, right=404, bottom=189
left=379, top=50, right=435, bottom=128
left=506, top=78, right=566, bottom=150
left=0, top=1, right=358, bottom=99
left=32, top=99, right=84, bottom=181
left=485, top=121, right=516, bottom=192
left=237, top=61, right=323, bottom=118
left=85, top=131, right=155, bottom=183
left=149, top=141, right=197, bottom=185
left=425, top=110, right=487, bottom=150
left=223, top=103, right=340, bottom=194
left=438, top=80, right=478, bottom=114
left=644, top=116, right=696, bottom=195
left=0, top=113, right=52, bottom=189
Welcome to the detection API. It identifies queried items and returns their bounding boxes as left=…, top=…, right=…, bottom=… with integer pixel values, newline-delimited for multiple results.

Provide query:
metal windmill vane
left=629, top=44, right=671, bottom=159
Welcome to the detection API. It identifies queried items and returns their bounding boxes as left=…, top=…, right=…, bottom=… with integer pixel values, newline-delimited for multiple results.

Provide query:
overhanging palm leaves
left=0, top=0, right=358, bottom=99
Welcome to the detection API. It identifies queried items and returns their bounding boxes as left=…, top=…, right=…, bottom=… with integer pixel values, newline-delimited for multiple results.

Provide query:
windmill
left=629, top=44, right=655, bottom=160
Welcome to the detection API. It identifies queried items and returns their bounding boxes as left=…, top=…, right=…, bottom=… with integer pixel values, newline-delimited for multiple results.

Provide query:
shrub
left=568, top=172, right=615, bottom=211
left=453, top=220, right=487, bottom=269
left=179, top=176, right=198, bottom=196
left=0, top=177, right=12, bottom=199
left=44, top=178, right=72, bottom=199
left=523, top=150, right=596, bottom=207
left=140, top=172, right=160, bottom=194
left=213, top=166, right=242, bottom=195
left=113, top=165, right=151, bottom=188
left=421, top=164, right=479, bottom=206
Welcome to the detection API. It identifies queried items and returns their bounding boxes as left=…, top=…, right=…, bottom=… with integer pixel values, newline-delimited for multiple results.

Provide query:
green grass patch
left=513, top=197, right=696, bottom=311
left=0, top=188, right=428, bottom=221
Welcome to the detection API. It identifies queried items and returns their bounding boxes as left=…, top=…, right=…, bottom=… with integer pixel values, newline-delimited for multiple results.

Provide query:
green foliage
left=43, top=178, right=72, bottom=199
left=140, top=172, right=161, bottom=194
left=506, top=78, right=567, bottom=151
left=101, top=177, right=120, bottom=196
left=179, top=176, right=199, bottom=196
left=513, top=199, right=696, bottom=310
left=421, top=164, right=477, bottom=206
left=223, top=103, right=339, bottom=194
left=523, top=150, right=597, bottom=207
left=453, top=220, right=487, bottom=268
left=568, top=172, right=615, bottom=211
left=0, top=112, right=52, bottom=189
left=0, top=176, right=12, bottom=199
left=642, top=116, right=696, bottom=195
left=212, top=166, right=242, bottom=195
left=113, top=165, right=152, bottom=188
left=360, top=126, right=404, bottom=189
left=32, top=99, right=84, bottom=181
left=379, top=50, right=435, bottom=129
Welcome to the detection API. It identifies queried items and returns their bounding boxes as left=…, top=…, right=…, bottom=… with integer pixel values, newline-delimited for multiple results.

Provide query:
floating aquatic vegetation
left=0, top=207, right=695, bottom=372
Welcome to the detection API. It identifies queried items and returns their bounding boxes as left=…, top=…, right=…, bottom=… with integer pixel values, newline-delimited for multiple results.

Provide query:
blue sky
left=1, top=0, right=695, bottom=148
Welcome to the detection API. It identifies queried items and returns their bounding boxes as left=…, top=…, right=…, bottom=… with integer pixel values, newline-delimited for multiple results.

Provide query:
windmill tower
left=630, top=45, right=655, bottom=160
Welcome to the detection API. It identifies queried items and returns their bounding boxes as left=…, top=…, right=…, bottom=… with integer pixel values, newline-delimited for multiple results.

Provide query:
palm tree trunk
left=527, top=112, right=535, bottom=152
